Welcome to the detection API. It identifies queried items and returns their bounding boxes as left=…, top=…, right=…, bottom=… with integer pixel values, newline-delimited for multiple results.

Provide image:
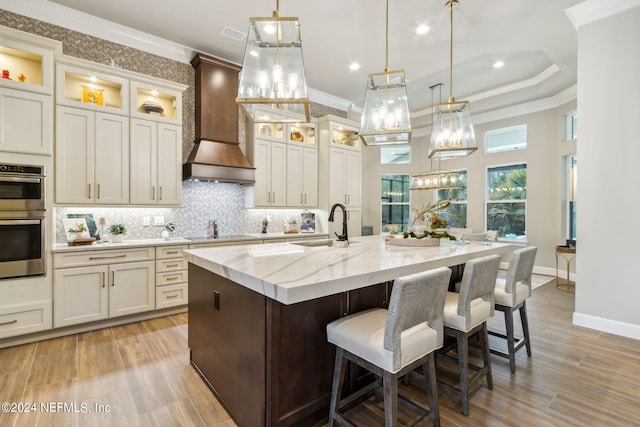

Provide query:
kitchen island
left=184, top=235, right=513, bottom=427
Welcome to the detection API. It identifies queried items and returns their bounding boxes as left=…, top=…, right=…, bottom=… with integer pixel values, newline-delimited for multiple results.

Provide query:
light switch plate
left=153, top=216, right=164, bottom=226
left=143, top=216, right=151, bottom=226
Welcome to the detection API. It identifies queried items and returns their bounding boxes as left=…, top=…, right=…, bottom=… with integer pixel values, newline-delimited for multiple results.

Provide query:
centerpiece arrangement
left=386, top=197, right=458, bottom=247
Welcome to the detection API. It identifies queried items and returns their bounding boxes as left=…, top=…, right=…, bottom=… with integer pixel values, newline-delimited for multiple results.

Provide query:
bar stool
left=437, top=254, right=501, bottom=416
left=489, top=246, right=537, bottom=373
left=326, top=267, right=451, bottom=427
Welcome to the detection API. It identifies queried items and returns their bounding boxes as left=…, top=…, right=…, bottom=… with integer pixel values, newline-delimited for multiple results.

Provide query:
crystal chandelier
left=236, top=0, right=310, bottom=123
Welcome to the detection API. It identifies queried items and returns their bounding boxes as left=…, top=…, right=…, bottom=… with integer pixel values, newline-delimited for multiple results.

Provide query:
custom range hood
left=183, top=53, right=255, bottom=183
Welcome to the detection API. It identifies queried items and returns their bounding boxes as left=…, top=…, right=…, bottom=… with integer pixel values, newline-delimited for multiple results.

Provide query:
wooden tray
left=385, top=236, right=440, bottom=247
left=69, top=237, right=96, bottom=246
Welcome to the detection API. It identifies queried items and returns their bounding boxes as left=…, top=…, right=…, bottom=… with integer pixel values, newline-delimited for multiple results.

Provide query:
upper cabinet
left=54, top=54, right=187, bottom=206
left=56, top=60, right=129, bottom=116
left=0, top=27, right=60, bottom=156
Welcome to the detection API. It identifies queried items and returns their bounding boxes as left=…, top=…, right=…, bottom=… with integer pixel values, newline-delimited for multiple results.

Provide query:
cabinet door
left=302, top=147, right=318, bottom=206
left=269, top=141, right=287, bottom=207
left=345, top=150, right=361, bottom=206
left=0, top=88, right=52, bottom=155
left=55, top=106, right=94, bottom=204
left=286, top=144, right=304, bottom=206
left=156, top=123, right=182, bottom=205
left=329, top=147, right=347, bottom=206
left=109, top=260, right=155, bottom=318
left=130, top=118, right=158, bottom=205
left=54, top=265, right=109, bottom=327
left=253, top=139, right=271, bottom=206
left=94, top=113, right=129, bottom=204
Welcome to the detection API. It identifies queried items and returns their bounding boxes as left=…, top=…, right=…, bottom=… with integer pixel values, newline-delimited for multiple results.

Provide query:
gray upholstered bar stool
left=437, top=254, right=501, bottom=416
left=489, top=246, right=537, bottom=373
left=326, top=267, right=451, bottom=427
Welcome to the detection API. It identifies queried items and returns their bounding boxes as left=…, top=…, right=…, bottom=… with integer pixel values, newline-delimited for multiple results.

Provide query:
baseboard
left=572, top=312, right=640, bottom=340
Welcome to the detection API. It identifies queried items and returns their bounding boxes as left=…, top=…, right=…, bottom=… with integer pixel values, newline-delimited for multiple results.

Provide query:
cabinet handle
left=165, top=263, right=179, bottom=268
left=159, top=186, right=163, bottom=201
left=102, top=272, right=106, bottom=288
left=300, top=193, right=303, bottom=204
left=111, top=270, right=115, bottom=287
left=214, top=290, right=220, bottom=311
left=267, top=192, right=271, bottom=203
left=0, top=319, right=18, bottom=326
left=272, top=192, right=276, bottom=203
left=344, top=194, right=347, bottom=204
left=347, top=194, right=350, bottom=205
left=152, top=186, right=156, bottom=200
left=166, top=294, right=179, bottom=299
left=88, top=183, right=91, bottom=199
left=166, top=251, right=179, bottom=255
left=165, top=276, right=180, bottom=281
left=304, top=193, right=307, bottom=204
left=97, top=183, right=101, bottom=199
left=89, top=254, right=127, bottom=260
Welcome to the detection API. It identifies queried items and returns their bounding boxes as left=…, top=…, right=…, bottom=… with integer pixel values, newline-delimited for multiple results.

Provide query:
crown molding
left=566, top=0, right=640, bottom=30
left=411, top=85, right=577, bottom=138
left=411, top=65, right=561, bottom=119
left=308, top=87, right=357, bottom=113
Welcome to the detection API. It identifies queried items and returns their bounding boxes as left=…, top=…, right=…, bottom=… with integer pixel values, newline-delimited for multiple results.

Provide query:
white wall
left=573, top=3, right=640, bottom=338
left=361, top=101, right=577, bottom=274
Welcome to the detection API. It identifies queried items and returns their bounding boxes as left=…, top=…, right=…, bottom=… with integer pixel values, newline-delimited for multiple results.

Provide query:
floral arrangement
left=410, top=197, right=454, bottom=230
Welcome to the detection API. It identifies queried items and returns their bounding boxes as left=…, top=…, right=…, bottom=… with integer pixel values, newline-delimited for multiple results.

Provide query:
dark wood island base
left=188, top=263, right=394, bottom=427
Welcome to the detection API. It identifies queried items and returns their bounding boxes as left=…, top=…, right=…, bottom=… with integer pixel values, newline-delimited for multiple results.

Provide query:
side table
left=555, top=245, right=576, bottom=291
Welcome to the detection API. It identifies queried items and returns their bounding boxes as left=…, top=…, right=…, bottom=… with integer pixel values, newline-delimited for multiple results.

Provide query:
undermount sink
left=293, top=239, right=350, bottom=248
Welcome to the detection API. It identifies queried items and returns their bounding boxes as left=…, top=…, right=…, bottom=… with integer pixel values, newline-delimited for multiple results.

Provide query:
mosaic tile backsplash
left=54, top=181, right=323, bottom=242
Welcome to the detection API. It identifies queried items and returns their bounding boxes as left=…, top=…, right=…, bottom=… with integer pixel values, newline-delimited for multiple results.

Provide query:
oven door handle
left=0, top=177, right=41, bottom=184
left=0, top=219, right=41, bottom=225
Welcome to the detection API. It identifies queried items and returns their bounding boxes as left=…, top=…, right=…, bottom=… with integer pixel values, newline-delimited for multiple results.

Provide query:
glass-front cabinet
left=130, top=80, right=182, bottom=125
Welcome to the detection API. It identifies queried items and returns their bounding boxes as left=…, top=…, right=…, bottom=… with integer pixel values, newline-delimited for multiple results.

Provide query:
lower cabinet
left=53, top=248, right=155, bottom=328
left=155, top=244, right=188, bottom=309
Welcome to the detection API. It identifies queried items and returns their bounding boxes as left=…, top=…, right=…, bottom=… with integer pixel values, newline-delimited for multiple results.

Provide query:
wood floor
left=1, top=281, right=639, bottom=426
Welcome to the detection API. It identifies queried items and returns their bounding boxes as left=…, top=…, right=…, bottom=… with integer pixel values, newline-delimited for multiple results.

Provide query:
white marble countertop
left=184, top=235, right=514, bottom=305
left=51, top=232, right=329, bottom=253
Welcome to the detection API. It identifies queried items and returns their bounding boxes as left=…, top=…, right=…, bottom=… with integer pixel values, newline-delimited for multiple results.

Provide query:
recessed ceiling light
left=349, top=62, right=360, bottom=71
left=493, top=60, right=505, bottom=68
left=416, top=25, right=430, bottom=35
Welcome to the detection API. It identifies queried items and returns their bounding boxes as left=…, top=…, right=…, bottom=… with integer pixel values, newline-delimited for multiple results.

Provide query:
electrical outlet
left=143, top=216, right=151, bottom=226
left=153, top=215, right=164, bottom=226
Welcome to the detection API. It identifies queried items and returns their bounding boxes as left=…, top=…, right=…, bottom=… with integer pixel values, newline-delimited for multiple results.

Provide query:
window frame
left=380, top=173, right=411, bottom=233
left=485, top=162, right=527, bottom=240
left=484, top=124, right=527, bottom=154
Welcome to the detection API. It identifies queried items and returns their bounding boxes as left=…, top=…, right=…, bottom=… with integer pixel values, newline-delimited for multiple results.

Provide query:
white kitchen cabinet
left=328, top=147, right=361, bottom=207
left=155, top=245, right=188, bottom=309
left=53, top=248, right=155, bottom=328
left=286, top=144, right=318, bottom=207
left=130, top=118, right=182, bottom=205
left=0, top=88, right=53, bottom=155
left=247, top=138, right=287, bottom=207
left=55, top=106, right=129, bottom=204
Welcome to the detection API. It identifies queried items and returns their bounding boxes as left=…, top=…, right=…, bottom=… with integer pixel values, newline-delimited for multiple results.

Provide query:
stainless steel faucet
left=207, top=220, right=219, bottom=238
left=328, top=203, right=348, bottom=242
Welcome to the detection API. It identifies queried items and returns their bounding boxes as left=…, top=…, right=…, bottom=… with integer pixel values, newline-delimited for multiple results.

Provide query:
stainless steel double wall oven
left=0, top=163, right=46, bottom=279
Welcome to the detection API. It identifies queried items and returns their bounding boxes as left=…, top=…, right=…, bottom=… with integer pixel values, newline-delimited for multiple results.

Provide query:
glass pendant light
left=236, top=0, right=310, bottom=123
left=358, top=0, right=412, bottom=146
left=428, top=0, right=477, bottom=159
left=412, top=83, right=465, bottom=190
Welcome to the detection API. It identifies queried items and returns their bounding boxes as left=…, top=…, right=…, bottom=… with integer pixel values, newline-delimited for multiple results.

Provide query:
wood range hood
left=183, top=53, right=256, bottom=184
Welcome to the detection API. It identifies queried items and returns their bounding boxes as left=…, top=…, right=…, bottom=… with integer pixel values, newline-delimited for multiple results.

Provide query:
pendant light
left=236, top=0, right=310, bottom=123
left=428, top=0, right=477, bottom=159
left=412, top=83, right=465, bottom=190
left=358, top=0, right=412, bottom=146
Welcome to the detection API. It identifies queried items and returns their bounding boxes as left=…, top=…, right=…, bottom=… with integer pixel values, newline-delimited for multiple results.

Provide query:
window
left=381, top=174, right=410, bottom=232
left=380, top=146, right=410, bottom=164
left=484, top=125, right=527, bottom=154
left=436, top=170, right=467, bottom=228
left=564, top=110, right=578, bottom=141
left=486, top=164, right=526, bottom=239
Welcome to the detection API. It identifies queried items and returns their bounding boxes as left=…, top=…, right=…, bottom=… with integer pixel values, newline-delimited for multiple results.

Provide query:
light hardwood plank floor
left=1, top=281, right=639, bottom=426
